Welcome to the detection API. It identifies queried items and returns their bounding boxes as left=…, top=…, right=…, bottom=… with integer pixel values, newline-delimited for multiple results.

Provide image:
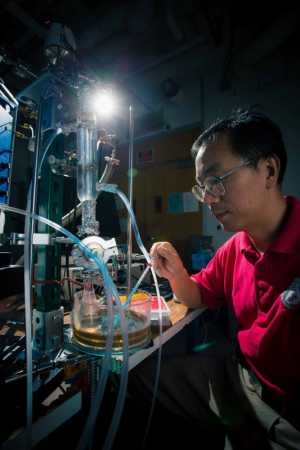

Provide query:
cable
left=200, top=0, right=223, bottom=46
left=200, top=314, right=208, bottom=355
left=220, top=0, right=236, bottom=90
left=131, top=273, right=152, bottom=287
left=33, top=277, right=83, bottom=288
left=68, top=177, right=76, bottom=232
left=213, top=307, right=220, bottom=327
left=60, top=35, right=85, bottom=69
left=66, top=244, right=72, bottom=305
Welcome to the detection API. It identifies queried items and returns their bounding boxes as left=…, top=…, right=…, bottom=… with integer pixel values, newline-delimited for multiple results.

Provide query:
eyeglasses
left=191, top=156, right=261, bottom=202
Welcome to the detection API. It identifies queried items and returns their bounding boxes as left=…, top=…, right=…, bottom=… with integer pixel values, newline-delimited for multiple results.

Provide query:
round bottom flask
left=71, top=287, right=152, bottom=356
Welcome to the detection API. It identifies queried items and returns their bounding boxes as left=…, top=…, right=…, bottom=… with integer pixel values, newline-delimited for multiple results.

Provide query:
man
left=128, top=108, right=300, bottom=449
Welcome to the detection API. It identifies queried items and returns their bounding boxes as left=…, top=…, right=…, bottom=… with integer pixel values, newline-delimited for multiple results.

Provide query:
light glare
left=95, top=93, right=114, bottom=114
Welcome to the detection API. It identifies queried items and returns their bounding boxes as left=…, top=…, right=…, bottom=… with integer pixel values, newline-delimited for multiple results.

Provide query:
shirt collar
left=240, top=233, right=257, bottom=256
left=240, top=196, right=300, bottom=255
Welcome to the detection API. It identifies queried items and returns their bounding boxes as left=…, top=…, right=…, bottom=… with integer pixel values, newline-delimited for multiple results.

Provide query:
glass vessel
left=76, top=84, right=99, bottom=236
left=71, top=286, right=152, bottom=356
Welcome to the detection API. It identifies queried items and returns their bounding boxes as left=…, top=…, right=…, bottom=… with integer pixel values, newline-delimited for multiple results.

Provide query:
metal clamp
left=33, top=307, right=64, bottom=351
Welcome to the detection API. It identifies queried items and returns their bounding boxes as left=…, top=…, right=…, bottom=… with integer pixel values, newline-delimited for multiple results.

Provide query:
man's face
left=195, top=134, right=269, bottom=234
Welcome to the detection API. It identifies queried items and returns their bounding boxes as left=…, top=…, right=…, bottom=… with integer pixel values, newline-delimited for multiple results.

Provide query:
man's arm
left=150, top=242, right=207, bottom=310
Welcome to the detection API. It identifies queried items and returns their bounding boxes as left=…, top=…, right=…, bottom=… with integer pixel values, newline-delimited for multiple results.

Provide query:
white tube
left=97, top=183, right=163, bottom=447
left=141, top=265, right=162, bottom=449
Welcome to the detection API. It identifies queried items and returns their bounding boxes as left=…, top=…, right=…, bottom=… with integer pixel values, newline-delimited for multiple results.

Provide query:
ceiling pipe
left=166, top=0, right=183, bottom=42
left=122, top=33, right=205, bottom=81
left=127, top=0, right=155, bottom=34
left=78, top=2, right=129, bottom=50
left=229, top=8, right=300, bottom=80
left=78, top=0, right=155, bottom=51
left=11, top=0, right=58, bottom=50
left=0, top=0, right=46, bottom=39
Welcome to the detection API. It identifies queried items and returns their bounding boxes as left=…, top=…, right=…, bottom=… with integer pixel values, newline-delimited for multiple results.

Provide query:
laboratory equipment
left=76, top=84, right=99, bottom=237
left=0, top=21, right=162, bottom=450
left=71, top=272, right=152, bottom=355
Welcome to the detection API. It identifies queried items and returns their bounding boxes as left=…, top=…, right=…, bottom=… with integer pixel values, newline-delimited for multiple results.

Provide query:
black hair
left=191, top=106, right=287, bottom=187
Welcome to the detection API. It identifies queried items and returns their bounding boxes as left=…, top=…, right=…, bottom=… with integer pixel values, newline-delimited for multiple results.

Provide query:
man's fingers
left=150, top=242, right=181, bottom=279
left=150, top=242, right=170, bottom=257
left=150, top=242, right=161, bottom=256
left=155, top=268, right=162, bottom=277
left=156, top=243, right=178, bottom=258
left=151, top=254, right=163, bottom=277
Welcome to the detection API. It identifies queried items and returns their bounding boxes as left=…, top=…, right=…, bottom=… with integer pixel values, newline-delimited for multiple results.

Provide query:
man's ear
left=265, top=156, right=280, bottom=189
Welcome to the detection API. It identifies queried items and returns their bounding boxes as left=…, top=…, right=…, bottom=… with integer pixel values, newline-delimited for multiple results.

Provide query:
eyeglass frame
left=191, top=155, right=261, bottom=202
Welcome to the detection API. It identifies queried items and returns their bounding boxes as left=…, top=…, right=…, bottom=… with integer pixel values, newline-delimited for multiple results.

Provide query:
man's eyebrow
left=196, top=162, right=221, bottom=183
left=204, top=162, right=221, bottom=176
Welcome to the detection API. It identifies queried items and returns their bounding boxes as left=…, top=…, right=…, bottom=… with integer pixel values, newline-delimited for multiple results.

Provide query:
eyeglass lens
left=192, top=178, right=225, bottom=201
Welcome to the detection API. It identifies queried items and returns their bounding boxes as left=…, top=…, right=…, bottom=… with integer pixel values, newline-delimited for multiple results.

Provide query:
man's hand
left=150, top=241, right=206, bottom=310
left=150, top=242, right=184, bottom=280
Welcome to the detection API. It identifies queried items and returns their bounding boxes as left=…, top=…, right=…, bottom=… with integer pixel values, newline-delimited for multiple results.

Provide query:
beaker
left=71, top=287, right=152, bottom=355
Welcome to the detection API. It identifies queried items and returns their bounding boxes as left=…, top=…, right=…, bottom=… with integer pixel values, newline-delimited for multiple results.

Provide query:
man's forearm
left=169, top=269, right=207, bottom=309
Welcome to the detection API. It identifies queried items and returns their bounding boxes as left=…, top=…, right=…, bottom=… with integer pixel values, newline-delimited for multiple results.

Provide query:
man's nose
left=203, top=189, right=221, bottom=206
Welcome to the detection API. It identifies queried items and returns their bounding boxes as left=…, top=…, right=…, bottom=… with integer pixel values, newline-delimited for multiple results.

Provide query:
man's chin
left=222, top=223, right=241, bottom=233
left=214, top=213, right=240, bottom=233
left=219, top=219, right=239, bottom=233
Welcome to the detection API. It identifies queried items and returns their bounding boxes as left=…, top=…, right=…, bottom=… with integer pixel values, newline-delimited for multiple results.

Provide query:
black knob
left=0, top=162, right=9, bottom=171
left=0, top=176, right=8, bottom=184
left=0, top=190, right=7, bottom=197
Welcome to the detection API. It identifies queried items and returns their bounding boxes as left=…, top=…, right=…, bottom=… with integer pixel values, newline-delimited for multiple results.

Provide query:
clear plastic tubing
left=97, top=183, right=162, bottom=448
left=0, top=203, right=128, bottom=450
left=14, top=129, right=62, bottom=266
left=21, top=129, right=120, bottom=450
left=76, top=252, right=115, bottom=450
left=97, top=184, right=149, bottom=261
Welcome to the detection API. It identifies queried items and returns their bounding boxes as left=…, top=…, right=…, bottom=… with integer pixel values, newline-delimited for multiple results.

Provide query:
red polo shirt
left=192, top=196, right=300, bottom=409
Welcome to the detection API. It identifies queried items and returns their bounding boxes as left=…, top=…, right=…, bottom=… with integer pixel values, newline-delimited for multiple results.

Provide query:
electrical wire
left=33, top=277, right=84, bottom=288
left=200, top=0, right=223, bottom=46
left=65, top=176, right=76, bottom=304
left=131, top=273, right=152, bottom=287
left=60, top=35, right=85, bottom=69
left=221, top=0, right=236, bottom=83
left=66, top=244, right=72, bottom=304
left=200, top=313, right=208, bottom=355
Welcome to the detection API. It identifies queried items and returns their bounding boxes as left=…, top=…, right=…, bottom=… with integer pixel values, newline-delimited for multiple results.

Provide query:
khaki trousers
left=127, top=352, right=300, bottom=450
